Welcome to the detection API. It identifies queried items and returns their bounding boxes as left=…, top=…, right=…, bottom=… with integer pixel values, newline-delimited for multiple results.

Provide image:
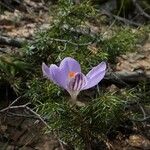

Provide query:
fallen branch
left=0, top=34, right=93, bottom=48
left=132, top=0, right=150, bottom=20
left=101, top=10, right=142, bottom=27
left=104, top=70, right=150, bottom=85
left=0, top=35, right=28, bottom=48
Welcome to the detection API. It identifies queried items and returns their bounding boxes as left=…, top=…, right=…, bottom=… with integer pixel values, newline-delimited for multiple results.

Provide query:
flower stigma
left=68, top=71, right=76, bottom=78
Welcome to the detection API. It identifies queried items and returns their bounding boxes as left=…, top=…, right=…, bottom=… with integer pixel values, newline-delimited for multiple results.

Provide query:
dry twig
left=0, top=99, right=66, bottom=150
left=49, top=38, right=92, bottom=46
left=101, top=9, right=142, bottom=27
left=132, top=0, right=150, bottom=20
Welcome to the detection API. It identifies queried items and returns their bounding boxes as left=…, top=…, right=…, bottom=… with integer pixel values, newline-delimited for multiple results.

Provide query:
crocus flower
left=42, top=57, right=106, bottom=101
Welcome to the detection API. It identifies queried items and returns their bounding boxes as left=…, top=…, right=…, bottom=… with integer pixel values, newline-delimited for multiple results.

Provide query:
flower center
left=68, top=71, right=76, bottom=78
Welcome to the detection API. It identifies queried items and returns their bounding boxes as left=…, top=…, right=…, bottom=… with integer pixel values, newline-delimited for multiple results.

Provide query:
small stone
left=107, top=84, right=119, bottom=92
left=0, top=125, right=7, bottom=133
left=19, top=146, right=34, bottom=150
left=35, top=135, right=60, bottom=150
left=6, top=145, right=15, bottom=150
left=128, top=135, right=150, bottom=150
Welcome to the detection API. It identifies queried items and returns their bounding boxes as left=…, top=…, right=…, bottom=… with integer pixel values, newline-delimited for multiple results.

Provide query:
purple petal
left=53, top=57, right=81, bottom=89
left=67, top=73, right=87, bottom=92
left=42, top=63, right=52, bottom=80
left=86, top=62, right=106, bottom=79
left=83, top=62, right=106, bottom=90
left=42, top=63, right=67, bottom=89
left=59, top=57, right=81, bottom=76
left=50, top=65, right=69, bottom=89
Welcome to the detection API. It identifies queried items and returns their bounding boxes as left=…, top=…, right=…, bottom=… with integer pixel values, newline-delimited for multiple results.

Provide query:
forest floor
left=0, top=0, right=150, bottom=149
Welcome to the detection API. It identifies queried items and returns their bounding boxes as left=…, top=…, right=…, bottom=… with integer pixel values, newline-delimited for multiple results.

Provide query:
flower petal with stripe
left=67, top=73, right=87, bottom=98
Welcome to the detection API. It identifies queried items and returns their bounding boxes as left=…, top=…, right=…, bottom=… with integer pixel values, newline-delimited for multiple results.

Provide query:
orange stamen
left=68, top=71, right=76, bottom=78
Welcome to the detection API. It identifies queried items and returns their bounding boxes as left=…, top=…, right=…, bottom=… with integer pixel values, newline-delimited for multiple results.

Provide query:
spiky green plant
left=24, top=0, right=107, bottom=70
left=0, top=54, right=31, bottom=93
left=32, top=90, right=127, bottom=149
left=22, top=1, right=149, bottom=149
left=101, top=28, right=139, bottom=62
